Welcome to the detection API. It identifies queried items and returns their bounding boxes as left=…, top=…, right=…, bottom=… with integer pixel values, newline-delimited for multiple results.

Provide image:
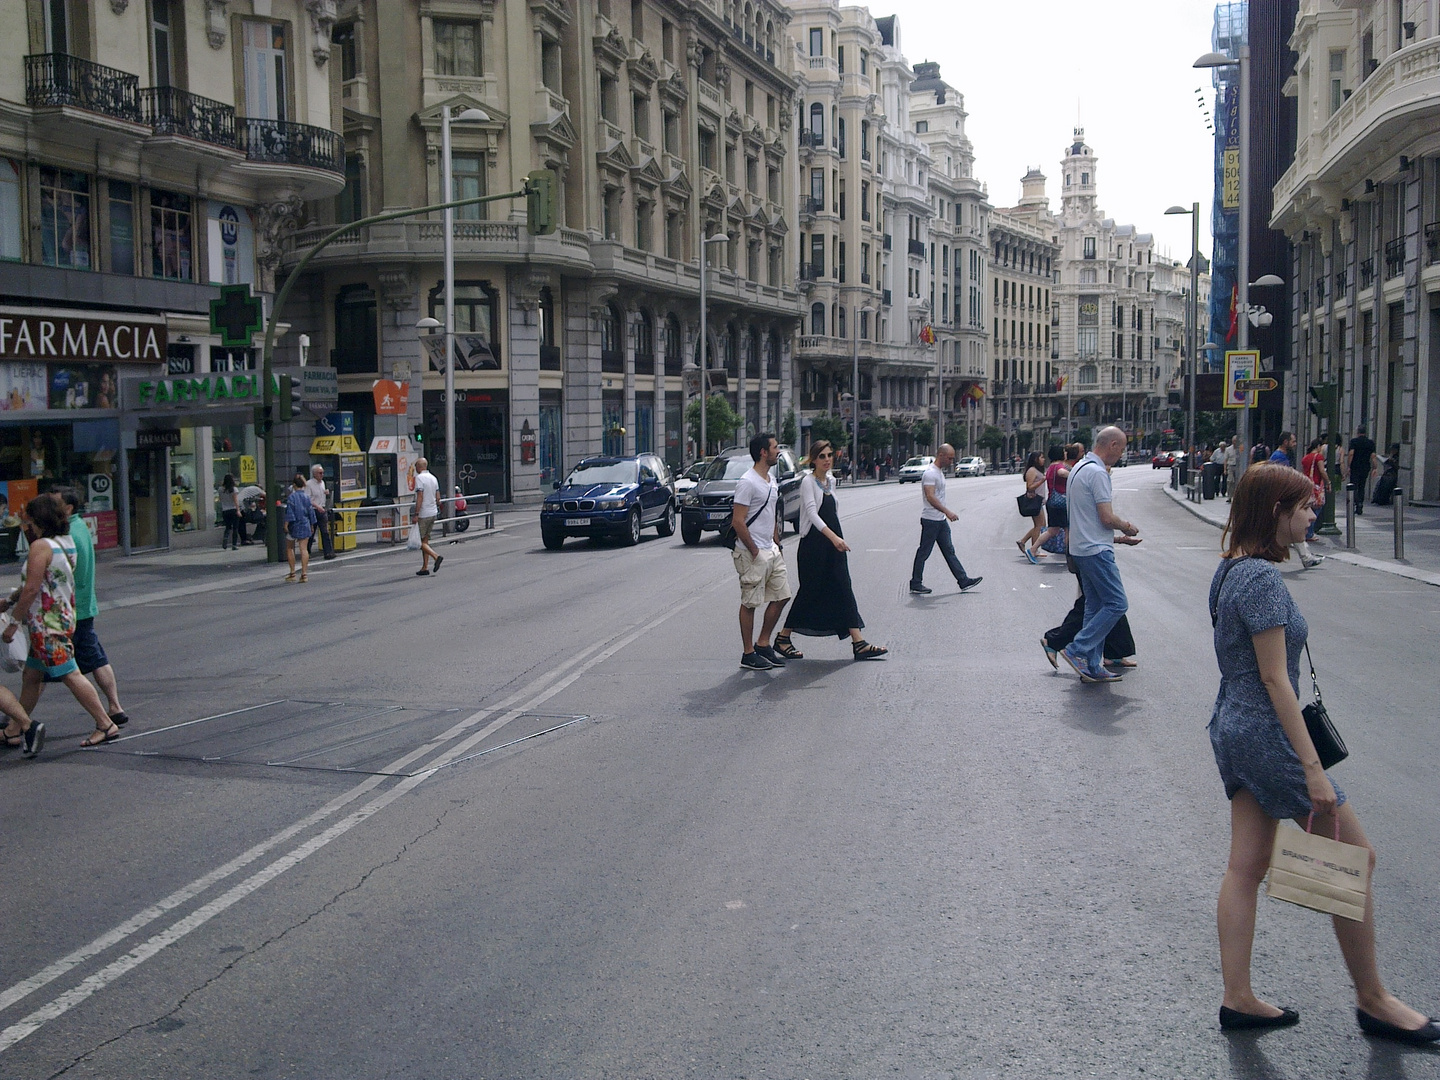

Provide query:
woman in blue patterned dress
left=1209, top=464, right=1437, bottom=1042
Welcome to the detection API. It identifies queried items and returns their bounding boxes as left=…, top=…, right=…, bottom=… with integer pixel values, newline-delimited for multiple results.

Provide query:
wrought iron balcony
left=1313, top=277, right=1325, bottom=306
left=1334, top=269, right=1348, bottom=295
left=141, top=85, right=236, bottom=147
left=860, top=146, right=871, bottom=162
left=798, top=262, right=820, bottom=281
left=907, top=238, right=925, bottom=258
left=800, top=196, right=823, bottom=217
left=25, top=53, right=140, bottom=124
left=240, top=117, right=344, bottom=174
left=861, top=270, right=871, bottom=284
left=798, top=129, right=822, bottom=150
left=1359, top=257, right=1375, bottom=288
left=1384, top=237, right=1405, bottom=279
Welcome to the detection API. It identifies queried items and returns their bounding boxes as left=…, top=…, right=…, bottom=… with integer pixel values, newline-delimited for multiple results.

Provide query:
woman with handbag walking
left=772, top=441, right=886, bottom=662
left=1014, top=451, right=1048, bottom=563
left=1033, top=444, right=1073, bottom=555
left=1208, top=464, right=1438, bottom=1042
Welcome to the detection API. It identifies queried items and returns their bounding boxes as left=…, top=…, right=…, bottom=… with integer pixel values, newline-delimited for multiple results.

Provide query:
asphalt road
left=2, top=468, right=1437, bottom=1080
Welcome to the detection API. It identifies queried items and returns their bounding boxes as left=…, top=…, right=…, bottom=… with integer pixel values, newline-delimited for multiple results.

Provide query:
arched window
left=635, top=310, right=654, bottom=375
left=810, top=302, right=825, bottom=336
left=745, top=326, right=760, bottom=379
left=601, top=302, right=623, bottom=373
left=809, top=102, right=823, bottom=141
left=664, top=313, right=682, bottom=376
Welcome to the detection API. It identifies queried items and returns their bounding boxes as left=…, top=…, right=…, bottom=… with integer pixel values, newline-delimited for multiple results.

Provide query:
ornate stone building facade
left=285, top=0, right=802, bottom=501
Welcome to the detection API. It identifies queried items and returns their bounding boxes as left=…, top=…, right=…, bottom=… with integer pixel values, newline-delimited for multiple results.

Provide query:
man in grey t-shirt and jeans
left=732, top=433, right=792, bottom=670
left=1060, top=426, right=1140, bottom=684
left=909, top=443, right=982, bottom=594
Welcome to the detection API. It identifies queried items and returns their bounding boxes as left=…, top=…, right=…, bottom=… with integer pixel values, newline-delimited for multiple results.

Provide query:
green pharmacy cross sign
left=210, top=283, right=265, bottom=347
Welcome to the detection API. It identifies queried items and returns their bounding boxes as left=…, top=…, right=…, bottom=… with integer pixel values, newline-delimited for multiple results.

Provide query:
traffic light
left=526, top=169, right=557, bottom=235
left=277, top=373, right=297, bottom=422
left=412, top=423, right=425, bottom=445
left=1308, top=382, right=1336, bottom=420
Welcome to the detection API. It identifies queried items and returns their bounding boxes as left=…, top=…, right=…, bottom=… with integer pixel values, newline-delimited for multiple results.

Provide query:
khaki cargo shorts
left=732, top=543, right=791, bottom=609
left=419, top=515, right=436, bottom=541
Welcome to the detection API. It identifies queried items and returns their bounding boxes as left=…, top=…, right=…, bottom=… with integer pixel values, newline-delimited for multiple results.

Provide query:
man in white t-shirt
left=305, top=464, right=335, bottom=561
left=909, top=443, right=982, bottom=594
left=413, top=457, right=443, bottom=576
left=732, top=433, right=791, bottom=670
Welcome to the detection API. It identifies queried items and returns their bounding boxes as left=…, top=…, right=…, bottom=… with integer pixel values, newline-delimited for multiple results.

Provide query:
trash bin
left=1202, top=461, right=1222, bottom=500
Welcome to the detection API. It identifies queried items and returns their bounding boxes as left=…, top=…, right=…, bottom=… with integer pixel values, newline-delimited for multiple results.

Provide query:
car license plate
left=564, top=517, right=590, bottom=526
left=707, top=511, right=728, bottom=521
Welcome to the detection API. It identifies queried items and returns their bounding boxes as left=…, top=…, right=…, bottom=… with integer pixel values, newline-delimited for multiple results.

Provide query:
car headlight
left=597, top=498, right=625, bottom=510
left=681, top=493, right=699, bottom=506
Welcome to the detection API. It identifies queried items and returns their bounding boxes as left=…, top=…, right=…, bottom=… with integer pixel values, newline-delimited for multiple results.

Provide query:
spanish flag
left=919, top=324, right=935, bottom=345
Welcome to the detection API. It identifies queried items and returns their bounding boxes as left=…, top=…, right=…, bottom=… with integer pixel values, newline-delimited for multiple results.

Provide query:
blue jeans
left=1069, top=549, right=1128, bottom=672
left=911, top=518, right=969, bottom=586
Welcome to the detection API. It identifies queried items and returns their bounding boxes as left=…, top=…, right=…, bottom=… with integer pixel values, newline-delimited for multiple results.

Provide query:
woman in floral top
left=0, top=495, right=118, bottom=745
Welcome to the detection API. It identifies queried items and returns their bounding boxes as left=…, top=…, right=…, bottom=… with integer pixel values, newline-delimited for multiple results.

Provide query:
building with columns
left=1050, top=130, right=1165, bottom=445
left=283, top=0, right=802, bottom=503
left=910, top=61, right=990, bottom=451
left=1269, top=0, right=1440, bottom=501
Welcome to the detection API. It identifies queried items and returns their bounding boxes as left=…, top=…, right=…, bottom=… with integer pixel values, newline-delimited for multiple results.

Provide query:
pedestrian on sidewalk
left=1208, top=463, right=1439, bottom=1043
left=1211, top=442, right=1229, bottom=497
left=218, top=474, right=243, bottom=550
left=1297, top=438, right=1330, bottom=569
left=1224, top=436, right=1240, bottom=501
left=1251, top=439, right=1271, bottom=465
left=0, top=495, right=118, bottom=745
left=305, top=465, right=336, bottom=561
left=772, top=440, right=886, bottom=662
left=1372, top=444, right=1400, bottom=506
left=1057, top=426, right=1139, bottom=684
left=284, top=474, right=315, bottom=584
left=1015, top=451, right=1049, bottom=563
left=413, top=457, right=442, bottom=576
left=909, top=443, right=982, bottom=595
left=732, top=433, right=791, bottom=670
left=237, top=483, right=266, bottom=545
left=58, top=490, right=130, bottom=727
left=1345, top=425, right=1379, bottom=514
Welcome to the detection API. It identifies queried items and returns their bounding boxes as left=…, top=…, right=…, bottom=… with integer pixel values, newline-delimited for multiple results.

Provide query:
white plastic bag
left=1, top=620, right=27, bottom=674
left=405, top=524, right=422, bottom=551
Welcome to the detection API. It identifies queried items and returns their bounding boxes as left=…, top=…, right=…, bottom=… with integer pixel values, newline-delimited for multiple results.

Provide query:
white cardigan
left=799, top=472, right=834, bottom=538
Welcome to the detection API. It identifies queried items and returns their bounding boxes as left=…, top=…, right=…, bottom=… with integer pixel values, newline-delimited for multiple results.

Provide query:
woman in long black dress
left=772, top=441, right=886, bottom=661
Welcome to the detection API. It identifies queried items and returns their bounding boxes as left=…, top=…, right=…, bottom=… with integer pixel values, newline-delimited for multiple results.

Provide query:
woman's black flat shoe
left=1356, top=1009, right=1440, bottom=1044
left=1219, top=1006, right=1300, bottom=1031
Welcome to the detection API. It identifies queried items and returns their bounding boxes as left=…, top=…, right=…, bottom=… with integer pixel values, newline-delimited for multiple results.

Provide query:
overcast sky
left=880, top=0, right=1223, bottom=261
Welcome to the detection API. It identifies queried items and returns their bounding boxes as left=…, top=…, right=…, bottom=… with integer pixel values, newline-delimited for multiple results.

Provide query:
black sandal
left=852, top=641, right=888, bottom=661
left=80, top=722, right=121, bottom=747
left=773, top=636, right=803, bottom=660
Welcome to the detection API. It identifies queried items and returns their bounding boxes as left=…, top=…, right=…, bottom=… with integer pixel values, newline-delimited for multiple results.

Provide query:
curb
left=1160, top=484, right=1440, bottom=588
left=97, top=520, right=526, bottom=613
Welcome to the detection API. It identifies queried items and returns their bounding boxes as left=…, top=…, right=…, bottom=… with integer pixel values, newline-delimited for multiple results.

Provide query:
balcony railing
left=861, top=270, right=871, bottom=284
left=798, top=129, right=822, bottom=149
left=141, top=85, right=236, bottom=147
left=801, top=196, right=822, bottom=216
left=861, top=146, right=871, bottom=162
left=907, top=238, right=925, bottom=258
left=1360, top=257, right=1375, bottom=288
left=882, top=289, right=892, bottom=306
left=1334, top=269, right=1348, bottom=295
left=240, top=117, right=344, bottom=174
left=861, top=208, right=871, bottom=221
left=1384, top=237, right=1405, bottom=279
left=1427, top=222, right=1440, bottom=265
left=882, top=234, right=892, bottom=251
left=798, top=263, right=820, bottom=281
left=25, top=52, right=140, bottom=123
left=1313, top=278, right=1325, bottom=307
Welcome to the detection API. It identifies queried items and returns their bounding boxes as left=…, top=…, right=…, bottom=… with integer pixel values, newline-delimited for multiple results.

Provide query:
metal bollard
left=1394, top=487, right=1406, bottom=561
left=1344, top=483, right=1356, bottom=550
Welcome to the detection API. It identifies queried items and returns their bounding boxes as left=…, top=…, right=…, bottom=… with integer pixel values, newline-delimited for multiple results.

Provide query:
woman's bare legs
left=0, top=683, right=35, bottom=741
left=1218, top=789, right=1286, bottom=1016
left=1307, top=803, right=1432, bottom=1031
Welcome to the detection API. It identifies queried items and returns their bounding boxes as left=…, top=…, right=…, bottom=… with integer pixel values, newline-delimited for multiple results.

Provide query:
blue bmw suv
left=540, top=454, right=677, bottom=549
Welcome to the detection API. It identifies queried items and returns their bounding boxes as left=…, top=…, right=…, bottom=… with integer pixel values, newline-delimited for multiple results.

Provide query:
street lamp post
left=697, top=232, right=728, bottom=460
left=1165, top=202, right=1201, bottom=459
left=439, top=104, right=489, bottom=522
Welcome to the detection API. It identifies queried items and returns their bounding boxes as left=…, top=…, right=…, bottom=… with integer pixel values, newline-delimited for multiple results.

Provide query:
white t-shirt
left=305, top=477, right=328, bottom=510
left=920, top=464, right=948, bottom=521
left=415, top=470, right=440, bottom=519
left=733, top=467, right=779, bottom=548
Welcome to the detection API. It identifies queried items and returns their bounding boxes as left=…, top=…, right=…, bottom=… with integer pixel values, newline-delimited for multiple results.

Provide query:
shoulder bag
left=1212, top=558, right=1348, bottom=770
left=720, top=486, right=772, bottom=551
left=1016, top=472, right=1044, bottom=518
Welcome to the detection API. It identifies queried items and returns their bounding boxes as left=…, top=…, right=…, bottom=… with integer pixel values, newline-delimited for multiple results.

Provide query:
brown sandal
left=81, top=722, right=121, bottom=747
left=773, top=635, right=803, bottom=660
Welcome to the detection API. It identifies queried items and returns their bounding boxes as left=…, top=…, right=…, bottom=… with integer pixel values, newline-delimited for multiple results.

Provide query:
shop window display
left=0, top=423, right=118, bottom=557
left=211, top=423, right=257, bottom=525
left=170, top=426, right=198, bottom=532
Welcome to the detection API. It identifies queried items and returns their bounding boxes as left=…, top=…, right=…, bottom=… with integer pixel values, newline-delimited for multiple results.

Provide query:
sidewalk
left=1161, top=479, right=1440, bottom=587
left=88, top=516, right=528, bottom=612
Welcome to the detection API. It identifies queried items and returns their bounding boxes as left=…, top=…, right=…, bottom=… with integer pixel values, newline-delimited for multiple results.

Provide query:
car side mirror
left=552, top=480, right=561, bottom=490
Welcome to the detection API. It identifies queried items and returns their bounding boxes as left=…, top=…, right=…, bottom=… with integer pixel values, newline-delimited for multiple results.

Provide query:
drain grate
left=107, top=699, right=589, bottom=777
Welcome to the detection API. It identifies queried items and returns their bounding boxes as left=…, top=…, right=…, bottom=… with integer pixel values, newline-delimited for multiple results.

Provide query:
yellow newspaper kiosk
left=309, top=434, right=366, bottom=551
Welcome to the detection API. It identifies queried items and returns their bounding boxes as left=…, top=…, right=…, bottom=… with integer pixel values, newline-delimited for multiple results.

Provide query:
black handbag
left=1017, top=491, right=1043, bottom=518
left=720, top=488, right=772, bottom=550
left=1212, top=558, right=1348, bottom=770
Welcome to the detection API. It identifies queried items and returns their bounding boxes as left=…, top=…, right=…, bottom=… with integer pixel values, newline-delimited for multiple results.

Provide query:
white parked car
left=954, top=456, right=987, bottom=477
left=897, top=455, right=935, bottom=483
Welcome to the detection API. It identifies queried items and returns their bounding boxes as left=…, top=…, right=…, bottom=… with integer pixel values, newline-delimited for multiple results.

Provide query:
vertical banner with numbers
left=1223, top=350, right=1260, bottom=409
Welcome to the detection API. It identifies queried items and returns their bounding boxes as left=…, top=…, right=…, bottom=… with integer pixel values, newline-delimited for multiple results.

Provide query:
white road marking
left=0, top=594, right=705, bottom=1052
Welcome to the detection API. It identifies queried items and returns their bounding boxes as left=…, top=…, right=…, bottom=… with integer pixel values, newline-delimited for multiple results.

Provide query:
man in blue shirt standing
left=1061, top=427, right=1141, bottom=684
left=1268, top=432, right=1297, bottom=468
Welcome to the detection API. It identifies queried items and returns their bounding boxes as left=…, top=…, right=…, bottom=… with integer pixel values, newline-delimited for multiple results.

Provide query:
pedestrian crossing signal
left=526, top=169, right=557, bottom=235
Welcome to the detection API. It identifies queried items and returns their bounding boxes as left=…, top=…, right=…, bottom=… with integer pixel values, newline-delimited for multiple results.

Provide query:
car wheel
left=657, top=501, right=676, bottom=537
left=541, top=527, right=565, bottom=551
left=681, top=519, right=702, bottom=545
left=624, top=507, right=642, bottom=546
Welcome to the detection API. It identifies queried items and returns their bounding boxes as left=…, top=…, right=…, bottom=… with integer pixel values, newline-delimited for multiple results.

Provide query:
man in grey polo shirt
left=1060, top=427, right=1140, bottom=684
